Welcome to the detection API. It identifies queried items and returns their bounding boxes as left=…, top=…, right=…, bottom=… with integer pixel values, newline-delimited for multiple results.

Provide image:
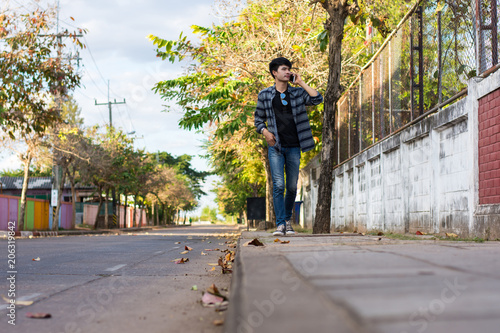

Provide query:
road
left=0, top=224, right=241, bottom=333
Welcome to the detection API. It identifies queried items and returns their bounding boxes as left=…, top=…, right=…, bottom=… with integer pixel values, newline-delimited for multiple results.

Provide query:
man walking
left=254, top=57, right=323, bottom=236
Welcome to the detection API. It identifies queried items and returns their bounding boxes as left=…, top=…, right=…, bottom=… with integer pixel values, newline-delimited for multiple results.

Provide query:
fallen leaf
left=32, top=257, right=40, bottom=261
left=204, top=248, right=220, bottom=251
left=191, top=285, right=198, bottom=291
left=26, top=312, right=51, bottom=319
left=201, top=292, right=224, bottom=306
left=173, top=258, right=189, bottom=264
left=185, top=245, right=193, bottom=251
left=445, top=232, right=458, bottom=238
left=175, top=242, right=181, bottom=244
left=225, top=253, right=231, bottom=261
left=210, top=267, right=216, bottom=271
left=377, top=232, right=384, bottom=236
left=274, top=238, right=281, bottom=242
left=280, top=240, right=290, bottom=244
left=247, top=238, right=264, bottom=246
left=180, top=250, right=189, bottom=254
left=416, top=231, right=424, bottom=235
left=207, top=283, right=220, bottom=296
left=213, top=319, right=224, bottom=326
left=201, top=251, right=208, bottom=255
left=208, top=263, right=219, bottom=266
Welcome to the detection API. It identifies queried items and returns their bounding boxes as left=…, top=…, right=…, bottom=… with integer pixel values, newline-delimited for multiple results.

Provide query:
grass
left=367, top=231, right=488, bottom=243
left=293, top=225, right=313, bottom=234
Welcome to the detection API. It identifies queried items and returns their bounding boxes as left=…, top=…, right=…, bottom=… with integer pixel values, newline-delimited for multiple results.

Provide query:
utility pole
left=94, top=81, right=126, bottom=228
left=94, top=80, right=126, bottom=128
left=40, top=0, right=83, bottom=231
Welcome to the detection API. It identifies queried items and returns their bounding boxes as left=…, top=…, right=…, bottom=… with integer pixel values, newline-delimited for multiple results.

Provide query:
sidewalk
left=225, top=230, right=500, bottom=333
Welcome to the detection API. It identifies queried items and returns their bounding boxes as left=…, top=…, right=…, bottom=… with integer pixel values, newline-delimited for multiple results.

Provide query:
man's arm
left=293, top=73, right=323, bottom=106
left=254, top=91, right=267, bottom=134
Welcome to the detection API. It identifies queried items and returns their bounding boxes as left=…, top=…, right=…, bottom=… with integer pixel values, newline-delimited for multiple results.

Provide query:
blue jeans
left=268, top=146, right=301, bottom=227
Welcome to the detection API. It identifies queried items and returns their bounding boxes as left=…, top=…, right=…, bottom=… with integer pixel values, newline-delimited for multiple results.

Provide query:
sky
left=1, top=0, right=242, bottom=215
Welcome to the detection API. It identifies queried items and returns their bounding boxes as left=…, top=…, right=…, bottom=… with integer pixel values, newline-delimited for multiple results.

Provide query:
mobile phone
left=290, top=74, right=296, bottom=83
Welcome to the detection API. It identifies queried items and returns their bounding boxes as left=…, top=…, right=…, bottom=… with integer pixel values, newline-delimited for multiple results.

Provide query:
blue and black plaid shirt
left=254, top=85, right=323, bottom=153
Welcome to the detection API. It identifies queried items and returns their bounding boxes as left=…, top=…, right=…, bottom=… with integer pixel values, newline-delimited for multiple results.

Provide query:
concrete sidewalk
left=225, top=231, right=500, bottom=333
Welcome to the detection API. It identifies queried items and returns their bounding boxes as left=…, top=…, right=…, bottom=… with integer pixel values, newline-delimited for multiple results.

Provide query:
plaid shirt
left=254, top=85, right=323, bottom=153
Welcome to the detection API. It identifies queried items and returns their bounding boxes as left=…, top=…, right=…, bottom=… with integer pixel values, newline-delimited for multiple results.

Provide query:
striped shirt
left=254, top=85, right=323, bottom=153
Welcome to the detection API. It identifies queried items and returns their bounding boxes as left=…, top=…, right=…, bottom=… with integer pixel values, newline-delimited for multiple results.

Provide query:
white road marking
left=105, top=264, right=126, bottom=272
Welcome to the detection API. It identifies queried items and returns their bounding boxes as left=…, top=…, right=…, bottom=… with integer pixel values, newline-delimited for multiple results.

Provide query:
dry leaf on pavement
left=32, top=257, right=40, bottom=261
left=172, top=258, right=189, bottom=264
left=185, top=245, right=193, bottom=251
left=247, top=238, right=264, bottom=246
left=180, top=250, right=189, bottom=254
left=274, top=238, right=290, bottom=244
left=213, top=319, right=224, bottom=326
left=26, top=312, right=51, bottom=319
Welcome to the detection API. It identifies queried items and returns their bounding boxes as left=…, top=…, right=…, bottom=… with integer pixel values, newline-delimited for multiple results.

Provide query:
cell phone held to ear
left=290, top=74, right=296, bottom=83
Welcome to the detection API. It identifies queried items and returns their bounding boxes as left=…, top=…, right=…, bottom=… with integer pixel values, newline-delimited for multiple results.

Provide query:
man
left=254, top=57, right=323, bottom=236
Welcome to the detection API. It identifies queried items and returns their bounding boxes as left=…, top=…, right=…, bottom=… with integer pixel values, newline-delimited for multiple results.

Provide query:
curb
left=223, top=236, right=244, bottom=333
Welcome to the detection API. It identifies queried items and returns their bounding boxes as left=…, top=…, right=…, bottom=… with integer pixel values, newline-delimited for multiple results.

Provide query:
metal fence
left=336, top=0, right=500, bottom=165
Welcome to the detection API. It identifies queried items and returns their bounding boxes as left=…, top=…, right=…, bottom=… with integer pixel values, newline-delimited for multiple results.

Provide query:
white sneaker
left=272, top=224, right=285, bottom=236
left=285, top=221, right=296, bottom=235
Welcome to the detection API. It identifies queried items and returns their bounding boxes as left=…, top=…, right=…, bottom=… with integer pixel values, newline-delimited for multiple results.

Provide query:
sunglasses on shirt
left=280, top=93, right=288, bottom=106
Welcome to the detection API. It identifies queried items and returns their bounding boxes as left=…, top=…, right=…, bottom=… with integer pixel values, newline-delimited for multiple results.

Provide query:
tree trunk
left=116, top=192, right=121, bottom=227
left=19, top=152, right=32, bottom=231
left=138, top=204, right=143, bottom=227
left=94, top=190, right=103, bottom=229
left=68, top=168, right=77, bottom=229
left=156, top=204, right=160, bottom=225
left=133, top=194, right=138, bottom=227
left=313, top=1, right=355, bottom=234
left=261, top=146, right=275, bottom=224
left=104, top=188, right=109, bottom=229
left=123, top=193, right=128, bottom=228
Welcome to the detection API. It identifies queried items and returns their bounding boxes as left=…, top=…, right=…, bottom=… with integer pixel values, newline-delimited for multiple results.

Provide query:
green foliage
left=153, top=151, right=210, bottom=199
left=200, top=205, right=218, bottom=222
left=0, top=7, right=86, bottom=138
left=0, top=166, right=52, bottom=177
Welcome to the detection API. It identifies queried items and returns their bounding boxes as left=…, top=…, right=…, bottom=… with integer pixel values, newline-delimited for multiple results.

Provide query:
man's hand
left=262, top=128, right=276, bottom=147
left=290, top=72, right=318, bottom=97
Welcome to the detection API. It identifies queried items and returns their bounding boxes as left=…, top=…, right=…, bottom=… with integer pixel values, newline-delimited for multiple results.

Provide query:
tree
left=311, top=0, right=412, bottom=233
left=150, top=0, right=327, bottom=222
left=0, top=6, right=84, bottom=229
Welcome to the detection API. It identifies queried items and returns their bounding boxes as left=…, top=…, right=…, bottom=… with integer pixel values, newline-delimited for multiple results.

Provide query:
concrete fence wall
left=300, top=70, right=500, bottom=239
left=83, top=204, right=147, bottom=228
left=0, top=195, right=72, bottom=231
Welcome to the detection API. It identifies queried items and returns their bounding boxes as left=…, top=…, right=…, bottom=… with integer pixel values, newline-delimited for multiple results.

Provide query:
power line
left=81, top=66, right=108, bottom=98
left=83, top=35, right=109, bottom=88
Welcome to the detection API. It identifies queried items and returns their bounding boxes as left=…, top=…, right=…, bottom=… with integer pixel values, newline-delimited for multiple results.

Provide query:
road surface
left=1, top=224, right=240, bottom=333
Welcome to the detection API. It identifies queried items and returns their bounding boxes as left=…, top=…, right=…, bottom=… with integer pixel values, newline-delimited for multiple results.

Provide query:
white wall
left=300, top=70, right=500, bottom=238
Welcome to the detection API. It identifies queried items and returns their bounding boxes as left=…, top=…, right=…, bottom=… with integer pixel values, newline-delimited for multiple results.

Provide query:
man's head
left=269, top=57, right=292, bottom=79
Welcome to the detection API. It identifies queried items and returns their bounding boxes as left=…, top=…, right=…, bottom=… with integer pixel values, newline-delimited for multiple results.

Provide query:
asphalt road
left=0, top=224, right=241, bottom=333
